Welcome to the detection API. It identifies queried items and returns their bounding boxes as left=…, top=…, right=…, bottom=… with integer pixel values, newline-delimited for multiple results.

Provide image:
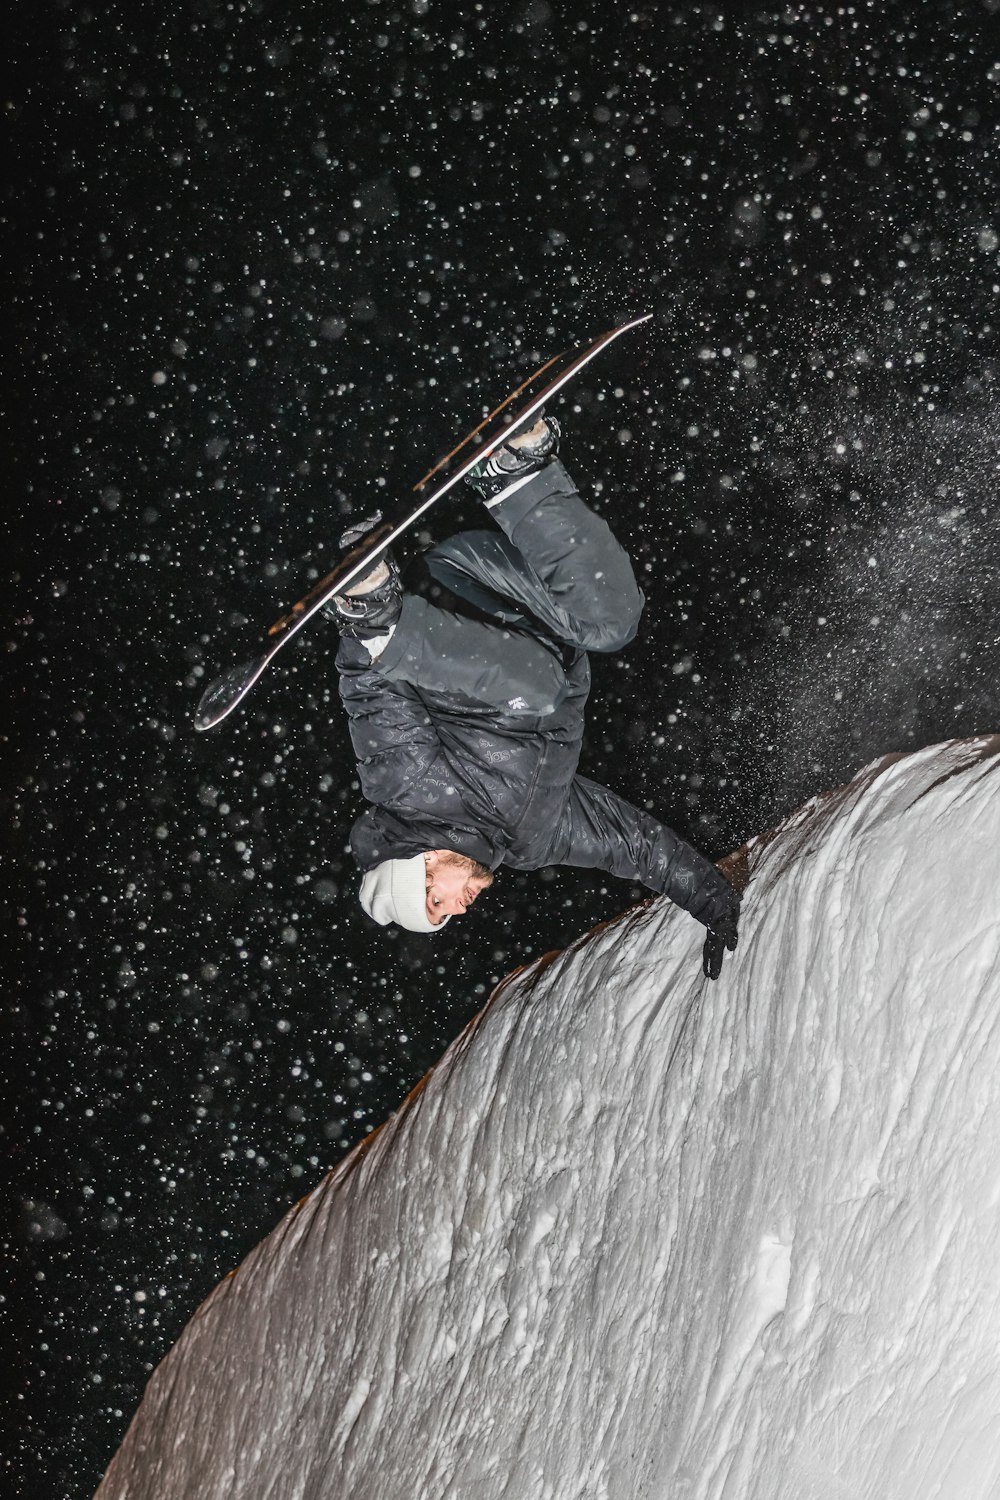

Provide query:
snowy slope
left=96, top=739, right=1000, bottom=1500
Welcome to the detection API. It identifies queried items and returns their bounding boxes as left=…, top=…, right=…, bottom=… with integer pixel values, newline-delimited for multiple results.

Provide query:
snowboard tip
left=193, top=655, right=266, bottom=731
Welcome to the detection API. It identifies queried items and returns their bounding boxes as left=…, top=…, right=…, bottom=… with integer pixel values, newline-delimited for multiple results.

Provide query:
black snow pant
left=372, top=461, right=645, bottom=712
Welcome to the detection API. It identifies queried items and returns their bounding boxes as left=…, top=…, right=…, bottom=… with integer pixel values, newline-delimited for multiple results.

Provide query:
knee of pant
left=577, top=622, right=636, bottom=654
left=575, top=589, right=645, bottom=654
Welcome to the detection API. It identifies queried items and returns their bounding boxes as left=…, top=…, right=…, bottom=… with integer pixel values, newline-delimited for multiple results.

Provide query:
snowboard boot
left=465, top=414, right=561, bottom=503
left=324, top=512, right=404, bottom=641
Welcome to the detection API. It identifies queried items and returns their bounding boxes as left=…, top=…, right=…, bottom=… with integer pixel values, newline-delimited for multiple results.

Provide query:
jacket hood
left=349, top=806, right=503, bottom=874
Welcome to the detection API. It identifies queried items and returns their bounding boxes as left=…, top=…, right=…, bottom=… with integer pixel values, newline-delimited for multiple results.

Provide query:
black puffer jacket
left=337, top=460, right=738, bottom=930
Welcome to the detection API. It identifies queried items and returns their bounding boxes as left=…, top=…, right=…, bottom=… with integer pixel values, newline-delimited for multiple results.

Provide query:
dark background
left=8, top=1, right=1000, bottom=1493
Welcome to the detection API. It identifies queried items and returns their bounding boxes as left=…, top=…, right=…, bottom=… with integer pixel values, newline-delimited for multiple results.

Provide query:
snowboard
left=193, top=312, right=652, bottom=731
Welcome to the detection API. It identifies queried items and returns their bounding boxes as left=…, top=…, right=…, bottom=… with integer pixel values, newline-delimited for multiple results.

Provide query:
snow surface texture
left=97, top=739, right=1000, bottom=1500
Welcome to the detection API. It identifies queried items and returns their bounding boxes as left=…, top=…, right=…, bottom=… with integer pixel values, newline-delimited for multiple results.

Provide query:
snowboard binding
left=465, top=414, right=561, bottom=502
left=324, top=512, right=404, bottom=641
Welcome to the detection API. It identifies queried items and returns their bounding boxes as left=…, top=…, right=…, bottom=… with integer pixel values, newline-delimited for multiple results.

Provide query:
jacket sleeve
left=545, top=774, right=740, bottom=930
left=336, top=636, right=442, bottom=807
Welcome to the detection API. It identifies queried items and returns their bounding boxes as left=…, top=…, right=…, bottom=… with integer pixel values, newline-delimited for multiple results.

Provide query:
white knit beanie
left=359, top=854, right=450, bottom=934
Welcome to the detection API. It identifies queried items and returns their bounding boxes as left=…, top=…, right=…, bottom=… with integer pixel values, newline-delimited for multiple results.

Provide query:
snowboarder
left=330, top=417, right=741, bottom=979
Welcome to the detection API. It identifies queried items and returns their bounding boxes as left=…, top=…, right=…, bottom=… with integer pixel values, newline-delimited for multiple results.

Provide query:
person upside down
left=329, top=416, right=741, bottom=979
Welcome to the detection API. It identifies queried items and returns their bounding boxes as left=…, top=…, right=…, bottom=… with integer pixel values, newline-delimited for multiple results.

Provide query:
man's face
left=424, top=850, right=494, bottom=925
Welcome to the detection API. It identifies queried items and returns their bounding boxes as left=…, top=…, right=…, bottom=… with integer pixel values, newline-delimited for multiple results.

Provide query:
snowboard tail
left=194, top=313, right=652, bottom=731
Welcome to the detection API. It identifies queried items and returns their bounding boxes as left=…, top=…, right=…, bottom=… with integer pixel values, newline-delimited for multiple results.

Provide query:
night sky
left=9, top=2, right=1000, bottom=1494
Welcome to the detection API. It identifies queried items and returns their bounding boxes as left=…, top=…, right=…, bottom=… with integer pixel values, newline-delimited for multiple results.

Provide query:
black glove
left=702, top=907, right=739, bottom=981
